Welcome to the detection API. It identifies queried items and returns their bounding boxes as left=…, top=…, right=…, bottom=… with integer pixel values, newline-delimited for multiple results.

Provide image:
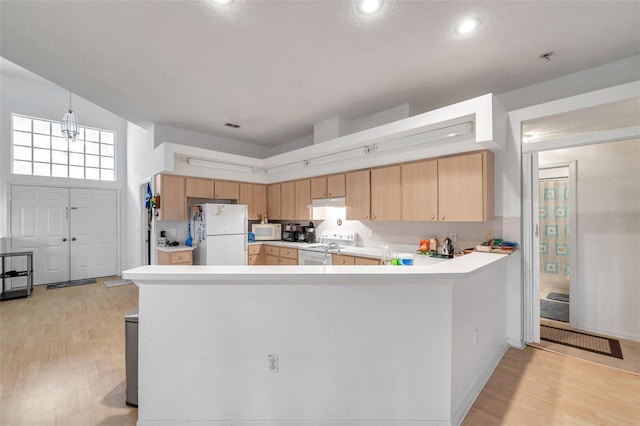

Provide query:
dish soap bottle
left=186, top=223, right=193, bottom=247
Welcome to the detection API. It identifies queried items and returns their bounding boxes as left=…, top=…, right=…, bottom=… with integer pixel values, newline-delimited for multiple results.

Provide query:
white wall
left=539, top=139, right=640, bottom=341
left=0, top=70, right=128, bottom=271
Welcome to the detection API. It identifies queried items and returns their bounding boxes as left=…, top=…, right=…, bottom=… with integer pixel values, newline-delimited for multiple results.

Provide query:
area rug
left=104, top=279, right=133, bottom=288
left=540, top=325, right=624, bottom=359
left=46, top=278, right=97, bottom=290
left=547, top=292, right=570, bottom=302
left=540, top=299, right=569, bottom=322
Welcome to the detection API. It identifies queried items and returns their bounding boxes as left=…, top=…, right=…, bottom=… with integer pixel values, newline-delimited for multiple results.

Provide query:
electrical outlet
left=267, top=354, right=278, bottom=372
left=486, top=229, right=494, bottom=241
left=474, top=328, right=479, bottom=345
left=368, top=229, right=374, bottom=238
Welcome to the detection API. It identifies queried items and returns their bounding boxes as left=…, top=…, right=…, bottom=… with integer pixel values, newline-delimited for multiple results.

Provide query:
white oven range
left=297, top=231, right=357, bottom=265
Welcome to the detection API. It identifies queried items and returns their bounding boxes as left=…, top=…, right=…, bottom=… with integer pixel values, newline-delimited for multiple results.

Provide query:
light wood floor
left=0, top=276, right=138, bottom=425
left=3, top=280, right=639, bottom=425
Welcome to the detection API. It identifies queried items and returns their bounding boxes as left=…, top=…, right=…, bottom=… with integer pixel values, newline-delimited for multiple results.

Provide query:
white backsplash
left=315, top=207, right=504, bottom=252
left=156, top=220, right=191, bottom=246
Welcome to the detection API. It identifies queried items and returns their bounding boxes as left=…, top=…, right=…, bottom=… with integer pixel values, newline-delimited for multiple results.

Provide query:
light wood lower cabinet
left=332, top=254, right=380, bottom=265
left=260, top=245, right=298, bottom=265
left=248, top=244, right=263, bottom=265
left=157, top=249, right=193, bottom=265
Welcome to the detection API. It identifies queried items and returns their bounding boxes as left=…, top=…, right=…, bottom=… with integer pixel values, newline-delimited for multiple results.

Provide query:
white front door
left=70, top=189, right=117, bottom=280
left=10, top=185, right=70, bottom=286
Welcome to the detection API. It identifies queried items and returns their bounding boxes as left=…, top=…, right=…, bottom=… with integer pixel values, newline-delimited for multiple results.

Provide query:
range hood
left=307, top=197, right=346, bottom=208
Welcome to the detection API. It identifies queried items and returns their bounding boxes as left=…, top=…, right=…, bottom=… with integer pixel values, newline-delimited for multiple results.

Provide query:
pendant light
left=61, top=91, right=79, bottom=143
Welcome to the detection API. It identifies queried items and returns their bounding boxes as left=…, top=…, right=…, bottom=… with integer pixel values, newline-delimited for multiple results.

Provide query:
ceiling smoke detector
left=225, top=122, right=241, bottom=128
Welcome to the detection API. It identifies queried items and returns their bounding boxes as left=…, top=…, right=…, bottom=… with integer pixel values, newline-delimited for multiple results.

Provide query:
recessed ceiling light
left=212, top=0, right=233, bottom=4
left=359, top=0, right=382, bottom=14
left=455, top=18, right=479, bottom=35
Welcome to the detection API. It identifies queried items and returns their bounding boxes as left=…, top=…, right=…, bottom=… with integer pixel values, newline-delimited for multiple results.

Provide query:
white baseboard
left=508, top=337, right=525, bottom=348
left=451, top=340, right=509, bottom=426
left=575, top=324, right=640, bottom=343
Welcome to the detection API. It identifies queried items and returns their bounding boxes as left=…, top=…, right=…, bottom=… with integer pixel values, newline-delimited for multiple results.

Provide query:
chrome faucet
left=323, top=242, right=341, bottom=265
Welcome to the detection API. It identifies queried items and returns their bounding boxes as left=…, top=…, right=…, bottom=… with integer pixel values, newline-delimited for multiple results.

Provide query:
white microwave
left=251, top=223, right=282, bottom=241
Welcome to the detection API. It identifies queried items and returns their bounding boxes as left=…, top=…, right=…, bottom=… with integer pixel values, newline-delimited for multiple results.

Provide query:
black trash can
left=125, top=310, right=139, bottom=407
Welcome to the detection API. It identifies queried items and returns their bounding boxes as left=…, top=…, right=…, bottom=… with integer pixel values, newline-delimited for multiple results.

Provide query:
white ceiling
left=1, top=1, right=639, bottom=148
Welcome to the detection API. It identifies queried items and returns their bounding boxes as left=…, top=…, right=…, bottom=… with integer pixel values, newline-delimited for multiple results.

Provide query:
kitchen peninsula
left=124, top=251, right=514, bottom=426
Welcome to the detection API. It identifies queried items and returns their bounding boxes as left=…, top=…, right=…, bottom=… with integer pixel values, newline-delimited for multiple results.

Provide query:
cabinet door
left=239, top=183, right=254, bottom=219
left=186, top=178, right=214, bottom=198
left=310, top=177, right=327, bottom=199
left=327, top=173, right=346, bottom=197
left=281, top=181, right=295, bottom=220
left=253, top=184, right=267, bottom=221
left=156, top=174, right=186, bottom=221
left=401, top=160, right=438, bottom=221
left=370, top=165, right=401, bottom=221
left=279, top=247, right=298, bottom=261
left=332, top=254, right=355, bottom=265
left=294, top=179, right=311, bottom=220
left=438, top=151, right=493, bottom=222
left=354, top=256, right=380, bottom=265
left=267, top=184, right=281, bottom=220
left=214, top=180, right=239, bottom=200
left=248, top=254, right=263, bottom=265
left=346, top=170, right=370, bottom=220
left=264, top=254, right=279, bottom=265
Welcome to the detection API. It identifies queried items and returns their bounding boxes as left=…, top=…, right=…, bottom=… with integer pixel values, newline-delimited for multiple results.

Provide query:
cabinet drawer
left=280, top=247, right=298, bottom=260
left=354, top=256, right=380, bottom=265
left=264, top=254, right=279, bottom=265
left=265, top=246, right=279, bottom=256
left=248, top=254, right=262, bottom=265
left=332, top=254, right=355, bottom=265
left=248, top=244, right=262, bottom=255
left=279, top=257, right=298, bottom=265
left=170, top=251, right=192, bottom=265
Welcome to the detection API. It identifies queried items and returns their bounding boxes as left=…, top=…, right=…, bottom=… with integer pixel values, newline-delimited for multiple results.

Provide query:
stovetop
left=298, top=231, right=357, bottom=252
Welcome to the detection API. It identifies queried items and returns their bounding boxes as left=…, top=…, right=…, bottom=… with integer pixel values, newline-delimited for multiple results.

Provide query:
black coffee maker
left=305, top=222, right=316, bottom=243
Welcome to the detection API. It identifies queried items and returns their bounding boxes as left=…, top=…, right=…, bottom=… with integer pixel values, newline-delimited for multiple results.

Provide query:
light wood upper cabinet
left=437, top=151, right=494, bottom=222
left=186, top=177, right=214, bottom=199
left=214, top=180, right=239, bottom=200
left=280, top=181, right=295, bottom=219
left=253, top=184, right=267, bottom=221
left=310, top=174, right=345, bottom=199
left=294, top=179, right=312, bottom=220
left=401, top=159, right=438, bottom=221
left=155, top=174, right=186, bottom=221
left=267, top=184, right=281, bottom=220
left=310, top=177, right=327, bottom=199
left=240, top=183, right=267, bottom=220
left=327, top=173, right=346, bottom=197
left=370, top=165, right=401, bottom=221
left=346, top=170, right=370, bottom=220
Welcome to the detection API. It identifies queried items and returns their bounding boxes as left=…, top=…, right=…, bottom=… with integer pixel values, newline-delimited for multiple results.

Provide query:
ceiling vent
left=225, top=122, right=241, bottom=128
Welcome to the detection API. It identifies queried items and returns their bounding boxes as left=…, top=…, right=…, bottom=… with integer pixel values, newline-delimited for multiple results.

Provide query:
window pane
left=101, top=131, right=114, bottom=144
left=86, top=167, right=100, bottom=180
left=85, top=142, right=99, bottom=155
left=13, top=160, right=32, bottom=175
left=101, top=144, right=114, bottom=157
left=52, top=150, right=68, bottom=165
left=33, top=120, right=50, bottom=135
left=69, top=152, right=84, bottom=166
left=13, top=146, right=31, bottom=161
left=33, top=162, right=50, bottom=176
left=69, top=140, right=84, bottom=153
left=12, top=116, right=31, bottom=132
left=52, top=137, right=67, bottom=151
left=52, top=164, right=68, bottom=178
left=33, top=148, right=50, bottom=163
left=13, top=131, right=31, bottom=147
left=76, top=127, right=85, bottom=141
left=85, top=128, right=99, bottom=142
left=101, top=156, right=114, bottom=169
left=69, top=166, right=84, bottom=179
left=101, top=168, right=114, bottom=181
left=33, top=134, right=50, bottom=149
left=52, top=122, right=63, bottom=137
left=86, top=155, right=99, bottom=168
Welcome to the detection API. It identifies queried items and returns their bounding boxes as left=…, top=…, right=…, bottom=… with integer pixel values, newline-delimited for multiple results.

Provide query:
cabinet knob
left=441, top=216, right=445, bottom=220
left=326, top=193, right=330, bottom=197
left=62, top=238, right=67, bottom=242
left=71, top=237, right=77, bottom=241
left=431, top=215, right=435, bottom=220
left=372, top=215, right=376, bottom=220
left=364, top=215, right=369, bottom=219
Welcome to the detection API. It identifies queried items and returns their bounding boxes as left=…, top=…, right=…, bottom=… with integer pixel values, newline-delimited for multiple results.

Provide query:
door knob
left=71, top=237, right=77, bottom=241
left=62, top=238, right=67, bottom=242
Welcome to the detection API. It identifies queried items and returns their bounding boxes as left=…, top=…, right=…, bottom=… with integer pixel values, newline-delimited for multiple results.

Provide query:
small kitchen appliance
left=442, top=237, right=454, bottom=256
left=305, top=222, right=316, bottom=243
left=251, top=223, right=282, bottom=241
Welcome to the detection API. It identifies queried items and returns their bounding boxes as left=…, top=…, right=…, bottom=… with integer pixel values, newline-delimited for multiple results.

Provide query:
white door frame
left=510, top=80, right=640, bottom=343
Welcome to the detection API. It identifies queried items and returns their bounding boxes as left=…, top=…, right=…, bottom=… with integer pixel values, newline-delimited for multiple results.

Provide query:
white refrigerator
left=191, top=204, right=248, bottom=265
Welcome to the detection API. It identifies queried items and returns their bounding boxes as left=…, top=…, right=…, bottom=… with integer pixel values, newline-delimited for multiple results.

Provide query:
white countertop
left=156, top=245, right=195, bottom=252
left=124, top=252, right=508, bottom=282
